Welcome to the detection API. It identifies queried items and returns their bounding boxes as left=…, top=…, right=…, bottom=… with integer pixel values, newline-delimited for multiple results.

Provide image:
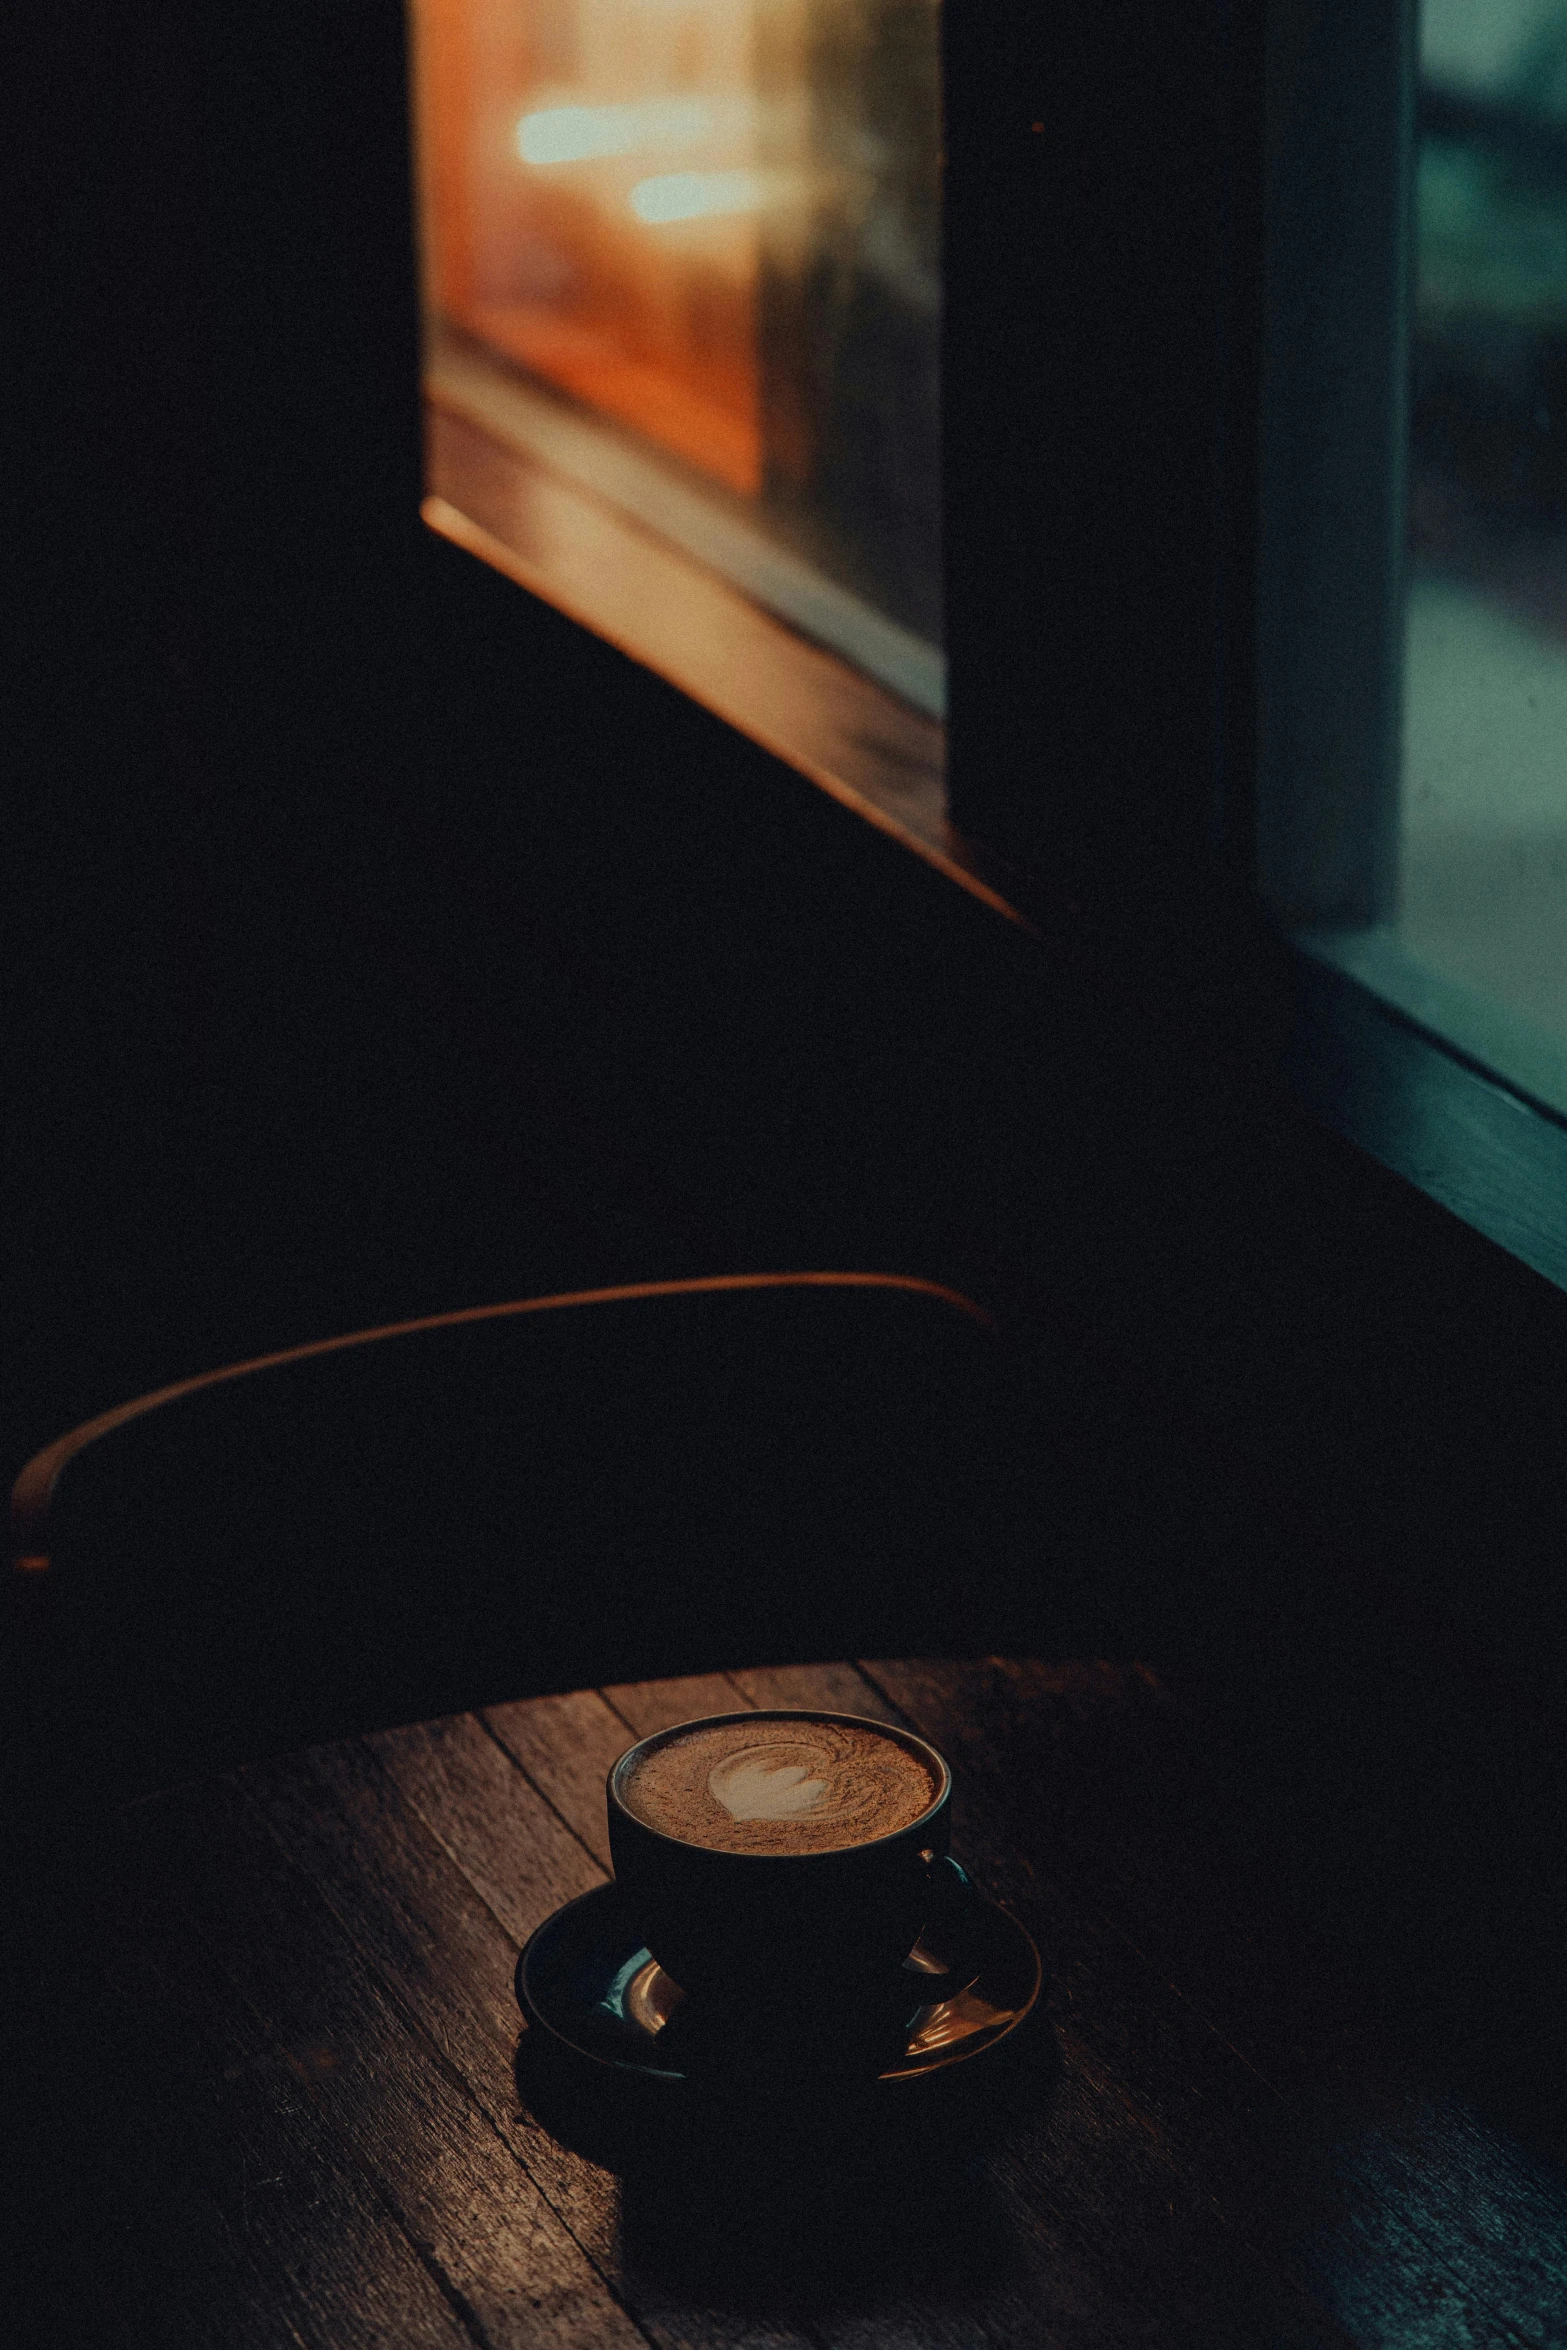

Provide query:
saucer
left=514, top=1878, right=1041, bottom=2087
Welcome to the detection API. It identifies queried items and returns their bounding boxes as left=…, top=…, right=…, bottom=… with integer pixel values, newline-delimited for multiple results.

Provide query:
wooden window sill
left=421, top=336, right=1030, bottom=933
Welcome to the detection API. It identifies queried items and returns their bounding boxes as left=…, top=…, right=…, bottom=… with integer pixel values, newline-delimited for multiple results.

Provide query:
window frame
left=75, top=0, right=1567, bottom=1682
left=405, top=0, right=991, bottom=917
left=402, top=0, right=1567, bottom=1295
left=932, top=0, right=1567, bottom=1313
left=1256, top=0, right=1567, bottom=1309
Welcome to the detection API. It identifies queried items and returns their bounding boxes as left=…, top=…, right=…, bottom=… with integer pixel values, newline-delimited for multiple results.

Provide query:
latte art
left=619, top=1714, right=941, bottom=1854
left=708, top=1746, right=830, bottom=1821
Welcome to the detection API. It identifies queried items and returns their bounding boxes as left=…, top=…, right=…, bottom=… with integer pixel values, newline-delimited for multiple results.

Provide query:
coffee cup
left=606, top=1710, right=981, bottom=2031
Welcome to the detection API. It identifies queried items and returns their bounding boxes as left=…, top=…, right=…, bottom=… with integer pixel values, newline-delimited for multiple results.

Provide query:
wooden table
left=34, top=1659, right=1567, bottom=2347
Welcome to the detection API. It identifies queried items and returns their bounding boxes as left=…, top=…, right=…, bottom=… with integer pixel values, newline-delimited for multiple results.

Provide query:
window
left=1264, top=0, right=1567, bottom=1128
left=406, top=0, right=974, bottom=890
left=404, top=0, right=1567, bottom=1306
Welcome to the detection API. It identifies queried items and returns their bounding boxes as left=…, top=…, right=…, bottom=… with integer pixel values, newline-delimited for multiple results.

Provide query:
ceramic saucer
left=515, top=1878, right=1041, bottom=2087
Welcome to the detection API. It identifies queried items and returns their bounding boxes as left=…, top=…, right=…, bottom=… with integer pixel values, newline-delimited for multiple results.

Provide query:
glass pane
left=407, top=0, right=942, bottom=689
left=1399, top=0, right=1567, bottom=1095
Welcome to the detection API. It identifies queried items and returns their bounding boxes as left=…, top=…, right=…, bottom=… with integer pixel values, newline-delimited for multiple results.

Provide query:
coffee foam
left=619, top=1715, right=940, bottom=1854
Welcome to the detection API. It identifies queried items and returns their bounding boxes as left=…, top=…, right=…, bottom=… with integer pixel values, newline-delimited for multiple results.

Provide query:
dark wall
left=7, top=0, right=533, bottom=1464
left=1, top=0, right=1066, bottom=1477
left=13, top=0, right=1567, bottom=1712
left=942, top=0, right=1262, bottom=907
left=16, top=5, right=1567, bottom=2095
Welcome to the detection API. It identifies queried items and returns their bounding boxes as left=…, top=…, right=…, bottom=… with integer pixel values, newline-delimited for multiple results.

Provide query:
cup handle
left=906, top=1852, right=988, bottom=1995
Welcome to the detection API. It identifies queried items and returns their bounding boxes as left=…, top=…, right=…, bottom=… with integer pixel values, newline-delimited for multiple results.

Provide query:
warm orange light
left=409, top=0, right=948, bottom=656
left=409, top=0, right=783, bottom=493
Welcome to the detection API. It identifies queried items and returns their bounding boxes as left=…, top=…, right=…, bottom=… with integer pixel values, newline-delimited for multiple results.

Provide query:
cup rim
left=607, top=1707, right=951, bottom=1858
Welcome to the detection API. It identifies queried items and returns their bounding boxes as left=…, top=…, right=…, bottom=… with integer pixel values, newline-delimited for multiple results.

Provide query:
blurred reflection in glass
left=409, top=0, right=942, bottom=650
left=1403, top=1, right=1567, bottom=1063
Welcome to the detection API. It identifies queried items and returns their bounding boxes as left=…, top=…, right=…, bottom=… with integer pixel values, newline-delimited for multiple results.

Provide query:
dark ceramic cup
left=606, top=1709, right=979, bottom=2019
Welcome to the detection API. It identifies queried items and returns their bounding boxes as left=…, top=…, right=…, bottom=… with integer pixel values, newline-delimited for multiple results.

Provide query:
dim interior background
left=10, top=0, right=1567, bottom=2146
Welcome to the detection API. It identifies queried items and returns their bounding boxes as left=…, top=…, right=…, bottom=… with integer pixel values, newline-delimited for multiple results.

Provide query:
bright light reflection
left=517, top=97, right=741, bottom=166
left=629, top=167, right=766, bottom=223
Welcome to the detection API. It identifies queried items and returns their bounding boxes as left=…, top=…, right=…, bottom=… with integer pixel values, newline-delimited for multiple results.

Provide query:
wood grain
left=862, top=1659, right=1567, bottom=2350
left=241, top=1733, right=810, bottom=2350
left=602, top=1674, right=756, bottom=1739
left=115, top=1775, right=641, bottom=2350
left=65, top=1662, right=1567, bottom=2349
left=482, top=1688, right=646, bottom=1872
left=727, top=1662, right=906, bottom=1728
left=365, top=1712, right=601, bottom=1947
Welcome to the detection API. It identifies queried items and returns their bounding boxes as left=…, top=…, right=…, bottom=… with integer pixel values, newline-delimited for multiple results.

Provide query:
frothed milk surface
left=619, top=1716, right=941, bottom=1854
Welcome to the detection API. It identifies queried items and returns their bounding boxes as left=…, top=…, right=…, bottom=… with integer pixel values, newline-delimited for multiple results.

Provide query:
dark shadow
left=1177, top=1603, right=1567, bottom=2165
left=514, top=2004, right=1061, bottom=2317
